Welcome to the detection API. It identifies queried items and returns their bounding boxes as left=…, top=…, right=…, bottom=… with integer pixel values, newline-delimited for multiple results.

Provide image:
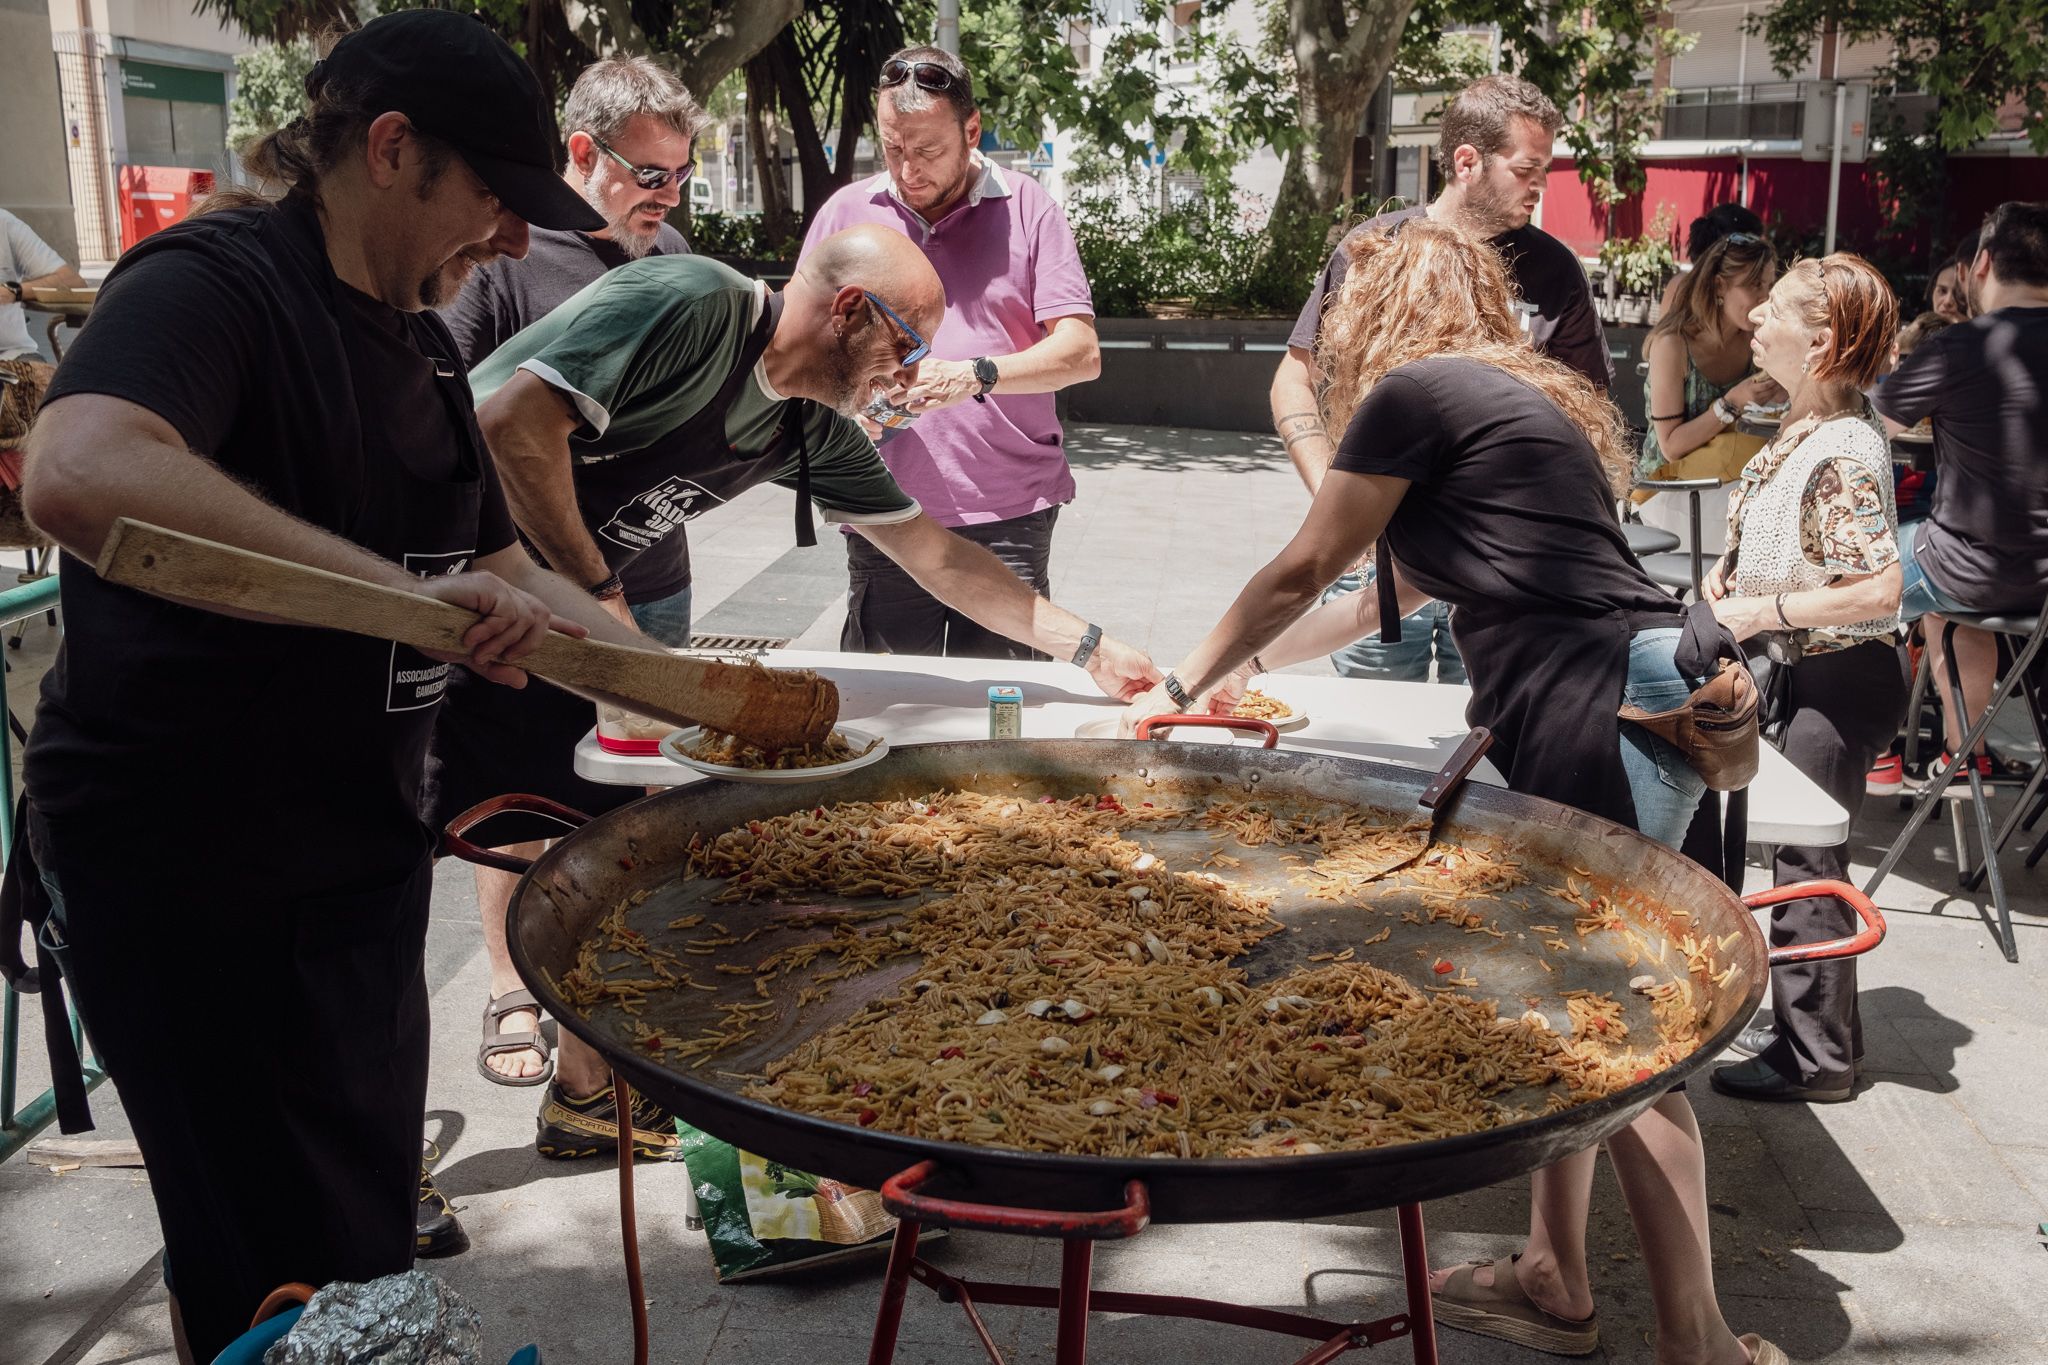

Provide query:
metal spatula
left=96, top=518, right=839, bottom=752
left=1343, top=725, right=1496, bottom=881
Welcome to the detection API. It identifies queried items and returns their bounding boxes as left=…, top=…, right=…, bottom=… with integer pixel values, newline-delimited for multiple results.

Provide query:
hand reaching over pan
left=1199, top=665, right=1253, bottom=716
left=1116, top=679, right=1182, bottom=737
left=1085, top=634, right=1164, bottom=701
left=418, top=571, right=588, bottom=687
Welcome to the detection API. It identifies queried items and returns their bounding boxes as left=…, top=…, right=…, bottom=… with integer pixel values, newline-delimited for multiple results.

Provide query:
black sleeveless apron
left=10, top=197, right=489, bottom=1363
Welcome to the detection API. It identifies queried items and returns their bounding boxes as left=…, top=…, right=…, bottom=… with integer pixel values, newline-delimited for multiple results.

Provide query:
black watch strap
left=1071, top=623, right=1103, bottom=669
left=972, top=356, right=999, bottom=394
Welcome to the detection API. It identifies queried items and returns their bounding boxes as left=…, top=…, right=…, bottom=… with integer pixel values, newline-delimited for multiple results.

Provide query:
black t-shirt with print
left=439, top=223, right=692, bottom=605
left=27, top=200, right=516, bottom=896
left=1290, top=206, right=1614, bottom=392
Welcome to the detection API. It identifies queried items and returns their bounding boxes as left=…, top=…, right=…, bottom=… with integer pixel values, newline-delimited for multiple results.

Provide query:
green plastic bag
left=675, top=1121, right=919, bottom=1281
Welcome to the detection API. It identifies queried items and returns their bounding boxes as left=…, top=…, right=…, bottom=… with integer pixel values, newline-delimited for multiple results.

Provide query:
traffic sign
left=1028, top=141, right=1054, bottom=170
left=1145, top=140, right=1167, bottom=167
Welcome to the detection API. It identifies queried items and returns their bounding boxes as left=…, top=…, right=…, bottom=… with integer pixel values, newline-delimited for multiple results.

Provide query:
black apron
left=557, top=289, right=815, bottom=586
left=3, top=197, right=488, bottom=1360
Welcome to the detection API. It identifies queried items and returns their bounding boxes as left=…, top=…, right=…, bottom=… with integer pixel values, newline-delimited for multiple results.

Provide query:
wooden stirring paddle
left=96, top=519, right=838, bottom=752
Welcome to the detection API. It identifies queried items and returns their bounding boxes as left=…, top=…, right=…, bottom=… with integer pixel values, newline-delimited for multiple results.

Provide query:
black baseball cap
left=313, top=11, right=604, bottom=232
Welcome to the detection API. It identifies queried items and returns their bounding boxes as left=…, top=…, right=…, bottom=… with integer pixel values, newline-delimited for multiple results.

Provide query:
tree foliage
left=228, top=34, right=319, bottom=148
left=1758, top=0, right=2048, bottom=155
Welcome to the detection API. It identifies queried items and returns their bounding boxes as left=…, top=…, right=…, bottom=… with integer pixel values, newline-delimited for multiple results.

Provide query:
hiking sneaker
left=536, top=1081, right=681, bottom=1161
left=417, top=1161, right=469, bottom=1258
left=1865, top=754, right=1903, bottom=796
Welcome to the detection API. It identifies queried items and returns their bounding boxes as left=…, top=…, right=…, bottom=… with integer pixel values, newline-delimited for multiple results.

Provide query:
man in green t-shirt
left=426, top=224, right=1158, bottom=1158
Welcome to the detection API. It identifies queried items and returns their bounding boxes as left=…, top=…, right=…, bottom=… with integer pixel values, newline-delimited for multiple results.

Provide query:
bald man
left=425, top=226, right=1159, bottom=1156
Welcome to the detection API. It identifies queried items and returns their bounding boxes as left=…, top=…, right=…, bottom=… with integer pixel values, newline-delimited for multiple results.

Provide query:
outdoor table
left=573, top=649, right=1847, bottom=852
left=1891, top=427, right=1934, bottom=472
left=22, top=296, right=94, bottom=362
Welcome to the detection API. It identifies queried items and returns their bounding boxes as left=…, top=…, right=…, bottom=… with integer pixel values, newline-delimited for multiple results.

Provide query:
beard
left=583, top=177, right=662, bottom=260
left=820, top=312, right=892, bottom=416
left=417, top=247, right=492, bottom=309
left=1460, top=170, right=1529, bottom=238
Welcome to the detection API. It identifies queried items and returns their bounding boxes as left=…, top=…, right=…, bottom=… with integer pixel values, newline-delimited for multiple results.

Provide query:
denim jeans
left=628, top=585, right=693, bottom=647
left=1894, top=520, right=1968, bottom=622
left=1322, top=572, right=1467, bottom=685
left=1618, top=627, right=1709, bottom=847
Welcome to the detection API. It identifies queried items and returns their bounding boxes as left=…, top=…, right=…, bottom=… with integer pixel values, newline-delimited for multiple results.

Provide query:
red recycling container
left=118, top=166, right=216, bottom=253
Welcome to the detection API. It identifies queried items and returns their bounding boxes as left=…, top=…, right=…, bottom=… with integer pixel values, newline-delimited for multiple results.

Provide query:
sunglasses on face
left=589, top=134, right=694, bottom=191
left=861, top=289, right=931, bottom=366
left=880, top=59, right=962, bottom=95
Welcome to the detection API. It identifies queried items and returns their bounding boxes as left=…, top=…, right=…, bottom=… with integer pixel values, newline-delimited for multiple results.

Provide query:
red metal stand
left=865, top=1162, right=1440, bottom=1365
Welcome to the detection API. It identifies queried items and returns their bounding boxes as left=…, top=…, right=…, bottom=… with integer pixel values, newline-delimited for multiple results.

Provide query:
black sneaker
left=417, top=1161, right=469, bottom=1258
left=536, top=1081, right=681, bottom=1161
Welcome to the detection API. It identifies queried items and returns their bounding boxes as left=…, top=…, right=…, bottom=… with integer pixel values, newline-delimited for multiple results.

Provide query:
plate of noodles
left=660, top=725, right=888, bottom=783
left=1233, top=688, right=1310, bottom=732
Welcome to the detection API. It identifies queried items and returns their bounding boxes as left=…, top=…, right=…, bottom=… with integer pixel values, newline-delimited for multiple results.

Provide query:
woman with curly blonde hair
left=1125, top=218, right=1784, bottom=1365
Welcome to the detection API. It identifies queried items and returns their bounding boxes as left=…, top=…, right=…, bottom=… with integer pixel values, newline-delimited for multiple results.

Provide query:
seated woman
left=1122, top=218, right=1782, bottom=1365
left=1703, top=254, right=1906, bottom=1104
left=1636, top=233, right=1783, bottom=555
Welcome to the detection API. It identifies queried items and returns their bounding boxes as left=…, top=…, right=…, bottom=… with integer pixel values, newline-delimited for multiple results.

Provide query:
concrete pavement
left=5, top=424, right=2046, bottom=1365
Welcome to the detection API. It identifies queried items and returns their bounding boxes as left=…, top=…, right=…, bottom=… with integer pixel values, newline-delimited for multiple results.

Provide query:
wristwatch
left=971, top=356, right=999, bottom=394
left=3, top=281, right=21, bottom=303
left=1160, top=672, right=1194, bottom=713
left=1711, top=396, right=1737, bottom=427
left=1071, top=622, right=1103, bottom=669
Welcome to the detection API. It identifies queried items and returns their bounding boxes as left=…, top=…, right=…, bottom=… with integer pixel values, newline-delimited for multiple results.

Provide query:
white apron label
left=387, top=549, right=472, bottom=712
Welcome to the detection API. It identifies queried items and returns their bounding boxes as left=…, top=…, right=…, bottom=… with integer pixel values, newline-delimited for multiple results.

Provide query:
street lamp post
left=936, top=0, right=960, bottom=54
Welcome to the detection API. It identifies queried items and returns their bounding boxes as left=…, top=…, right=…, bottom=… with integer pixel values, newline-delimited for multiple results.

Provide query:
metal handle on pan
left=880, top=1159, right=1152, bottom=1239
left=1134, top=714, right=1280, bottom=748
left=1743, top=880, right=1888, bottom=964
left=441, top=793, right=593, bottom=874
left=1420, top=726, right=1494, bottom=809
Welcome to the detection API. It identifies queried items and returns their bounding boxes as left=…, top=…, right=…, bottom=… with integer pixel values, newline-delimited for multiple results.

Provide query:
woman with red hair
left=1705, top=255, right=1906, bottom=1104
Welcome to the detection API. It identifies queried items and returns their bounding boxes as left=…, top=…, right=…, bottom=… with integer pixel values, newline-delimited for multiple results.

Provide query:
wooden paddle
left=96, top=519, right=838, bottom=751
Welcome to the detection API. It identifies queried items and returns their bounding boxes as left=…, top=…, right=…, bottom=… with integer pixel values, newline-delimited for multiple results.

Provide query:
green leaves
left=227, top=35, right=319, bottom=150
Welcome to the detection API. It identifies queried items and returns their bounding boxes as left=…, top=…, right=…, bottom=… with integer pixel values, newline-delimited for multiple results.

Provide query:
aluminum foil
left=264, top=1271, right=483, bottom=1365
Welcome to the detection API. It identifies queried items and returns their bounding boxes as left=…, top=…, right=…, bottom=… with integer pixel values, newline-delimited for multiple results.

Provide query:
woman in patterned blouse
left=1702, top=255, right=1906, bottom=1105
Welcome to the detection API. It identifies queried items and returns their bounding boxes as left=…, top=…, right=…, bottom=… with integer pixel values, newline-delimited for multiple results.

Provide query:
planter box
left=1065, top=316, right=1296, bottom=433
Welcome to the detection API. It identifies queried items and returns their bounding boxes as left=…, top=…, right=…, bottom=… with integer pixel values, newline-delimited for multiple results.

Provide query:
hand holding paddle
left=95, top=519, right=839, bottom=752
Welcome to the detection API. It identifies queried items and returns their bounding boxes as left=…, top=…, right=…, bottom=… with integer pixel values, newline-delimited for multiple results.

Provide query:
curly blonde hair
left=1317, top=217, right=1632, bottom=495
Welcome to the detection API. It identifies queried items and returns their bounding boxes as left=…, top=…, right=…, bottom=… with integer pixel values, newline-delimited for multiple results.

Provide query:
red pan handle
left=880, top=1160, right=1151, bottom=1239
left=1743, top=879, right=1888, bottom=965
left=1135, top=714, right=1280, bottom=749
left=441, top=793, right=593, bottom=874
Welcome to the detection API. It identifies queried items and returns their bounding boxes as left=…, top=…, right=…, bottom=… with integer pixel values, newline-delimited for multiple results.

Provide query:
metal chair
left=1622, top=523, right=1680, bottom=557
left=1864, top=599, right=2048, bottom=962
left=1631, top=476, right=1722, bottom=599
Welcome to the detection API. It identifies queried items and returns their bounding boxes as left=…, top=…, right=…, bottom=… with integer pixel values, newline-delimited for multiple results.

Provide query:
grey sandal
left=478, top=988, right=554, bottom=1087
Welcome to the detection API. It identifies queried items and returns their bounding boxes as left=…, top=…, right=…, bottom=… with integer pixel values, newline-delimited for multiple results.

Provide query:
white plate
left=659, top=725, right=889, bottom=783
left=1072, top=716, right=1278, bottom=745
left=1233, top=692, right=1310, bottom=732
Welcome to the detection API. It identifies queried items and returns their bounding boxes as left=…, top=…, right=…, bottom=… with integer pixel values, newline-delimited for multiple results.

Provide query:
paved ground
left=5, top=424, right=2047, bottom=1365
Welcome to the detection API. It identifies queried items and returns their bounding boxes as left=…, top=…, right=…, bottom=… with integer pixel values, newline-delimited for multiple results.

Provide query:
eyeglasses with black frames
left=589, top=134, right=695, bottom=191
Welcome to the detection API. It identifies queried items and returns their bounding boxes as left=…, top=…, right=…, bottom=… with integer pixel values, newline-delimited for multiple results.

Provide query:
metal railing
left=0, top=575, right=94, bottom=1163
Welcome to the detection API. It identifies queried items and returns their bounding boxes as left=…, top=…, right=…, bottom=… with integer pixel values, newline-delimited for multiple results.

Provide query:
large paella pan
left=447, top=728, right=1878, bottom=1223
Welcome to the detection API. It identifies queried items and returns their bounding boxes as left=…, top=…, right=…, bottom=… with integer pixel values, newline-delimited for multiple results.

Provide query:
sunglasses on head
left=589, top=133, right=694, bottom=191
left=861, top=289, right=930, bottom=366
left=880, top=58, right=962, bottom=96
left=1722, top=232, right=1764, bottom=247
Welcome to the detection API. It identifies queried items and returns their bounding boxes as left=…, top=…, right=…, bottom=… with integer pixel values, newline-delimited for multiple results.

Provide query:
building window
left=119, top=60, right=229, bottom=174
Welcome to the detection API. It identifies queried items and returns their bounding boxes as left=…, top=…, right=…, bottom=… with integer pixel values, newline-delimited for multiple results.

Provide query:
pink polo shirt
left=799, top=159, right=1094, bottom=526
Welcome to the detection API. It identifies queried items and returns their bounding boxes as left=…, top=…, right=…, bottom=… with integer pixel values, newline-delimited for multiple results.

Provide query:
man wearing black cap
left=14, top=14, right=655, bottom=1360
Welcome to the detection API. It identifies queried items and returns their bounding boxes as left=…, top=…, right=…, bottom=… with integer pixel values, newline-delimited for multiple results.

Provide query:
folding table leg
left=1054, top=1239, right=1094, bottom=1365
left=867, top=1220, right=924, bottom=1365
left=1396, top=1204, right=1440, bottom=1365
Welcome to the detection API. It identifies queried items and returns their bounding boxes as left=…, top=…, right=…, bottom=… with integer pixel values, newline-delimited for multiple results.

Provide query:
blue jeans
left=1619, top=627, right=1709, bottom=847
left=1323, top=572, right=1467, bottom=685
left=1894, top=520, right=1967, bottom=622
left=629, top=586, right=693, bottom=647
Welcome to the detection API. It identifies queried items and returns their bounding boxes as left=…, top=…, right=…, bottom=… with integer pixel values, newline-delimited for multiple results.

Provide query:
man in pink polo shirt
left=799, top=45, right=1100, bottom=660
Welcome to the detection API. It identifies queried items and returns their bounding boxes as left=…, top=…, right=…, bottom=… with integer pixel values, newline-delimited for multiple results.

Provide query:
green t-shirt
left=468, top=255, right=916, bottom=524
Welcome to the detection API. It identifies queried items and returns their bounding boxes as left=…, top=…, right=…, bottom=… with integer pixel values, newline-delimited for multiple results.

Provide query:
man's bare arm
left=1271, top=346, right=1334, bottom=494
left=476, top=370, right=614, bottom=589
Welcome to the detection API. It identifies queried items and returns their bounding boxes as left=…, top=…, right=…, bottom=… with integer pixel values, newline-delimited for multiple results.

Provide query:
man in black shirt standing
left=438, top=53, right=707, bottom=1088
left=1269, top=73, right=1610, bottom=687
left=14, top=16, right=670, bottom=1360
left=1876, top=201, right=2048, bottom=777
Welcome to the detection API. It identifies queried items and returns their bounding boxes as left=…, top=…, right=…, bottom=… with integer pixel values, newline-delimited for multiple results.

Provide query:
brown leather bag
left=1618, top=603, right=1760, bottom=792
left=0, top=357, right=54, bottom=445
